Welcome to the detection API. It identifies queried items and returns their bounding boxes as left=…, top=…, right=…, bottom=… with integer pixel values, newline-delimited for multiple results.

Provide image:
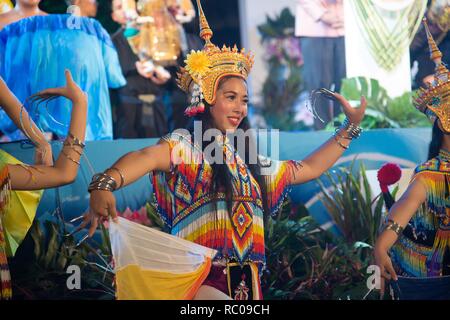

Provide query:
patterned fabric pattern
left=391, top=149, right=450, bottom=277
left=151, top=133, right=298, bottom=266
left=0, top=163, right=11, bottom=299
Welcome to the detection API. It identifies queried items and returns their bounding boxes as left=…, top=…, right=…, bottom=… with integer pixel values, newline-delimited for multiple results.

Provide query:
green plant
left=326, top=77, right=431, bottom=130
left=8, top=200, right=165, bottom=300
left=263, top=199, right=377, bottom=300
left=9, top=219, right=115, bottom=300
left=317, top=162, right=385, bottom=246
left=257, top=8, right=296, bottom=41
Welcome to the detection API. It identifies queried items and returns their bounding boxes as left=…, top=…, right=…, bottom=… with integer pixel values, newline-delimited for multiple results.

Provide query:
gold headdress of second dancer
left=414, top=19, right=450, bottom=133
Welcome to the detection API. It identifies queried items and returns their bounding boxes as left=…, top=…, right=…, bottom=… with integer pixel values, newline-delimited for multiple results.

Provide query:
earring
left=185, top=82, right=205, bottom=117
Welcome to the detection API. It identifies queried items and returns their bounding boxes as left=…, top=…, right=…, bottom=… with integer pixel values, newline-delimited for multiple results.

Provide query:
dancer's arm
left=0, top=77, right=53, bottom=165
left=6, top=70, right=88, bottom=190
left=289, top=94, right=367, bottom=185
left=86, top=140, right=172, bottom=236
left=374, top=180, right=426, bottom=298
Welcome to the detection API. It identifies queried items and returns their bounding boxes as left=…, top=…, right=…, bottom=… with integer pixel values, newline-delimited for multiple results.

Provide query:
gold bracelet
left=334, top=128, right=353, bottom=140
left=334, top=134, right=349, bottom=150
left=16, top=164, right=45, bottom=183
left=107, top=167, right=125, bottom=189
left=61, top=150, right=80, bottom=165
left=63, top=141, right=83, bottom=156
left=68, top=132, right=85, bottom=149
left=384, top=219, right=404, bottom=236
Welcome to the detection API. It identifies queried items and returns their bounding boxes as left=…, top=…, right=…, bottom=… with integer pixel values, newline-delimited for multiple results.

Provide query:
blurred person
left=65, top=0, right=98, bottom=17
left=0, top=5, right=126, bottom=141
left=410, top=0, right=449, bottom=88
left=110, top=0, right=170, bottom=138
left=0, top=70, right=88, bottom=299
left=0, top=0, right=46, bottom=30
left=295, top=0, right=346, bottom=130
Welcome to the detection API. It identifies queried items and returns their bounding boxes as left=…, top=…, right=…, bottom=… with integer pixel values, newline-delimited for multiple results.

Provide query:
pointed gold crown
left=413, top=18, right=450, bottom=132
left=176, top=0, right=254, bottom=116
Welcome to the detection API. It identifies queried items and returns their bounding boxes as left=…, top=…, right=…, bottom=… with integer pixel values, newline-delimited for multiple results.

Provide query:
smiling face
left=111, top=0, right=128, bottom=25
left=209, top=77, right=249, bottom=133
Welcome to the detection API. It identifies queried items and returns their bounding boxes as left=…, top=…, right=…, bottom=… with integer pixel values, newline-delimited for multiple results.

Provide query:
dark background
left=28, top=0, right=241, bottom=46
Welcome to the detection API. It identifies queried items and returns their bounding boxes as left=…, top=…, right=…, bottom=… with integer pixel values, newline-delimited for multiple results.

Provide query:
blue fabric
left=389, top=276, right=450, bottom=300
left=0, top=14, right=126, bottom=141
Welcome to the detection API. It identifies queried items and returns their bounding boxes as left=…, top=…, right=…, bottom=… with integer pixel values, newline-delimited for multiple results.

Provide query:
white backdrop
left=238, top=0, right=415, bottom=102
left=343, top=0, right=413, bottom=98
left=239, top=0, right=297, bottom=104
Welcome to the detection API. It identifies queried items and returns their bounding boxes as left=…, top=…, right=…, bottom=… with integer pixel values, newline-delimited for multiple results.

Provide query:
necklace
left=439, top=149, right=450, bottom=162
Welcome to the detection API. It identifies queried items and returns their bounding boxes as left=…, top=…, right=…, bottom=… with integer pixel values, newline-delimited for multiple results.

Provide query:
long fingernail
left=76, top=234, right=89, bottom=247
left=70, top=215, right=84, bottom=223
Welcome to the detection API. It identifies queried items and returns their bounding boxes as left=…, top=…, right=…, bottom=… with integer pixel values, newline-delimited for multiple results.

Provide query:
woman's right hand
left=38, top=70, right=87, bottom=104
left=83, top=190, right=118, bottom=237
left=374, top=247, right=398, bottom=299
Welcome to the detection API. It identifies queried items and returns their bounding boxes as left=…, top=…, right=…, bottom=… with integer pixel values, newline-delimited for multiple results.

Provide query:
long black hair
left=428, top=120, right=444, bottom=160
left=191, top=76, right=270, bottom=221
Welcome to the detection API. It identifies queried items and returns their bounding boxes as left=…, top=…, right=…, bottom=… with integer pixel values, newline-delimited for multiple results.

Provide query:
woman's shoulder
left=161, top=130, right=194, bottom=146
left=414, top=157, right=445, bottom=174
left=160, top=130, right=203, bottom=162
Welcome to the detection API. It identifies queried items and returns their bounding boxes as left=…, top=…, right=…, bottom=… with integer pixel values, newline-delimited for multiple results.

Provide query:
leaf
left=43, top=221, right=59, bottom=270
left=29, top=221, right=44, bottom=262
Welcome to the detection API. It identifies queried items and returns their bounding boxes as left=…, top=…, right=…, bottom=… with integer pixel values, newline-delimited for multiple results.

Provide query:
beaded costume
left=390, top=19, right=450, bottom=278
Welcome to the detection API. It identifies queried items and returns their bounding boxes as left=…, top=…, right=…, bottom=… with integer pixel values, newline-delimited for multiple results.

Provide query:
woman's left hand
left=333, top=93, right=367, bottom=126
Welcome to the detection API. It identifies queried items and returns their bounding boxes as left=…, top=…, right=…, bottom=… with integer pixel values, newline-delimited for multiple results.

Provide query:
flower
left=377, top=163, right=402, bottom=193
left=119, top=206, right=151, bottom=226
left=184, top=50, right=211, bottom=79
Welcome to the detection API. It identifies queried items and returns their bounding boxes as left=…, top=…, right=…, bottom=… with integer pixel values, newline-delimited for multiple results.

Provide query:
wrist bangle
left=384, top=219, right=404, bottom=237
left=334, top=134, right=349, bottom=150
left=68, top=132, right=86, bottom=149
left=61, top=149, right=81, bottom=165
left=107, top=167, right=125, bottom=189
left=88, top=172, right=117, bottom=193
left=342, top=118, right=362, bottom=139
left=334, top=127, right=353, bottom=140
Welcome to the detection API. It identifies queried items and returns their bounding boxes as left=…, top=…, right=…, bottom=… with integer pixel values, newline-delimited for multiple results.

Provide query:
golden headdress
left=176, top=0, right=254, bottom=117
left=413, top=18, right=450, bottom=133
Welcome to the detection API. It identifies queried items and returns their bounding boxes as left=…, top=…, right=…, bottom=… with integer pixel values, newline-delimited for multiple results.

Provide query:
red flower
left=377, top=163, right=402, bottom=193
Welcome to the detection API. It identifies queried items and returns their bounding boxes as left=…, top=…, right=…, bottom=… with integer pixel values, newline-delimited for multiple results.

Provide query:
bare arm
left=0, top=77, right=53, bottom=165
left=374, top=179, right=426, bottom=297
left=85, top=140, right=171, bottom=236
left=102, top=141, right=171, bottom=188
left=290, top=94, right=367, bottom=184
left=6, top=70, right=88, bottom=190
left=376, top=180, right=426, bottom=252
